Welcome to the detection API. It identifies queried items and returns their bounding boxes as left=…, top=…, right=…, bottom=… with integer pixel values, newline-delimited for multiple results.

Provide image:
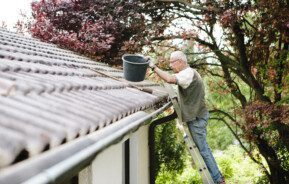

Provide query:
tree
left=30, top=0, right=147, bottom=65
left=141, top=0, right=289, bottom=183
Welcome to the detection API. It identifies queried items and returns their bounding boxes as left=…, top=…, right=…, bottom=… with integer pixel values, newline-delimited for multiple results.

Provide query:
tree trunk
left=267, top=164, right=289, bottom=184
left=274, top=122, right=289, bottom=151
left=271, top=105, right=289, bottom=151
left=255, top=136, right=289, bottom=183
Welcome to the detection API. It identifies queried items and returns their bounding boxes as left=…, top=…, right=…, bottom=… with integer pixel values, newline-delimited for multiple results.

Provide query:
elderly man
left=149, top=51, right=225, bottom=184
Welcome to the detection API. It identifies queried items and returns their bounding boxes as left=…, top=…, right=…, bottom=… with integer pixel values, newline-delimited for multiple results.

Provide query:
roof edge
left=0, top=102, right=172, bottom=184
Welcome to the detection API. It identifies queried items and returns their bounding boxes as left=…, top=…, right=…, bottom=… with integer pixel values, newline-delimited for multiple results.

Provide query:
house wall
left=130, top=124, right=149, bottom=184
left=79, top=124, right=150, bottom=184
left=79, top=143, right=123, bottom=184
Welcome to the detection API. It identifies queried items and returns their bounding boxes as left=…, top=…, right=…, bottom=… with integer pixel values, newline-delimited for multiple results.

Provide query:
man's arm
left=153, top=66, right=177, bottom=84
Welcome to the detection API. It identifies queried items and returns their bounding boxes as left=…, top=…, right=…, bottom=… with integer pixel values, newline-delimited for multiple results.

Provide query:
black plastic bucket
left=122, top=54, right=149, bottom=82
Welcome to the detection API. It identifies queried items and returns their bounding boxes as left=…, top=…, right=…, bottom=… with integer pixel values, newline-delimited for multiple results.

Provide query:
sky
left=0, top=0, right=34, bottom=29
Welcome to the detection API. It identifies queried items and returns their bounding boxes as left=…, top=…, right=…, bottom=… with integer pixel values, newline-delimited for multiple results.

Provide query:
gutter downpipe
left=149, top=111, right=177, bottom=184
left=0, top=101, right=172, bottom=184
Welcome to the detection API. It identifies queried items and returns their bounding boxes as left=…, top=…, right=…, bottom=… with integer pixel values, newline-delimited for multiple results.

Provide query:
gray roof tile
left=0, top=28, right=168, bottom=168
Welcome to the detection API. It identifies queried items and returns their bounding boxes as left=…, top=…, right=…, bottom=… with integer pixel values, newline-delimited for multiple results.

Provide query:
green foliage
left=206, top=119, right=235, bottom=150
left=215, top=145, right=265, bottom=184
left=205, top=75, right=238, bottom=150
left=156, top=145, right=264, bottom=184
left=156, top=169, right=181, bottom=184
left=217, top=157, right=234, bottom=179
left=277, top=147, right=289, bottom=170
left=176, top=163, right=202, bottom=184
left=255, top=175, right=270, bottom=184
left=156, top=159, right=202, bottom=184
left=154, top=113, right=187, bottom=176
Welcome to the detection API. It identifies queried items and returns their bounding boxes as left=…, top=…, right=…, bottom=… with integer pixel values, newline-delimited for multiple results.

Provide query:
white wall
left=130, top=124, right=149, bottom=184
left=79, top=143, right=123, bottom=184
left=79, top=124, right=150, bottom=184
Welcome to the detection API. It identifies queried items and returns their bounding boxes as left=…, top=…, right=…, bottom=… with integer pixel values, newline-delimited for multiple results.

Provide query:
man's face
left=169, top=58, right=182, bottom=73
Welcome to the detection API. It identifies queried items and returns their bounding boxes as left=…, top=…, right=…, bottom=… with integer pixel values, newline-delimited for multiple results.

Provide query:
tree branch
left=154, top=0, right=220, bottom=12
left=223, top=65, right=247, bottom=107
left=232, top=22, right=271, bottom=102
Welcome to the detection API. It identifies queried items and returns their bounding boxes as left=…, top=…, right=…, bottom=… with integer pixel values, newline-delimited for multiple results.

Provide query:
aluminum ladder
left=164, top=84, right=214, bottom=184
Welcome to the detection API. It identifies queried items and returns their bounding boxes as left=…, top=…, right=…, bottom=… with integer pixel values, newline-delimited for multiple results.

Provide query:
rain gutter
left=0, top=101, right=172, bottom=184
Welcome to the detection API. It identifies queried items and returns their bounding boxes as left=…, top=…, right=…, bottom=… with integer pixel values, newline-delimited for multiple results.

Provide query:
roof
left=0, top=28, right=168, bottom=169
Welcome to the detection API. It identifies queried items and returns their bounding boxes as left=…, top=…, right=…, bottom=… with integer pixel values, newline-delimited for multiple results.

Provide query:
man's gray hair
left=170, top=51, right=187, bottom=64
